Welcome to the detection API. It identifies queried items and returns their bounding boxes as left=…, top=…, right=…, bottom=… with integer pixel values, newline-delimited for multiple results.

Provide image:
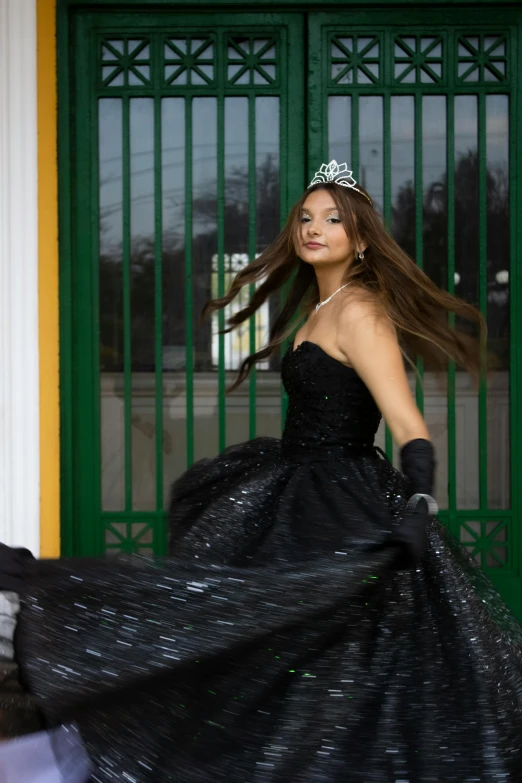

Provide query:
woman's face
left=298, top=188, right=356, bottom=267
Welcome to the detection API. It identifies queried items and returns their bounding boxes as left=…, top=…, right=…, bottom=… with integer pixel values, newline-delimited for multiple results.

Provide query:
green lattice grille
left=64, top=8, right=521, bottom=617
left=92, top=18, right=302, bottom=556
left=101, top=39, right=151, bottom=87
left=330, top=36, right=381, bottom=85
left=393, top=36, right=444, bottom=84
left=460, top=520, right=510, bottom=569
left=312, top=20, right=514, bottom=578
left=457, top=35, right=508, bottom=83
left=164, top=37, right=216, bottom=86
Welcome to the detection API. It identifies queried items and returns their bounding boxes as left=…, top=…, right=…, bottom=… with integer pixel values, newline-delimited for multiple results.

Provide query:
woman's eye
left=327, top=217, right=341, bottom=223
left=301, top=216, right=311, bottom=223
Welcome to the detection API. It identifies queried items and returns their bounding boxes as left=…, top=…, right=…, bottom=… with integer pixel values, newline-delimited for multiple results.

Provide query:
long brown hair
left=202, top=182, right=485, bottom=392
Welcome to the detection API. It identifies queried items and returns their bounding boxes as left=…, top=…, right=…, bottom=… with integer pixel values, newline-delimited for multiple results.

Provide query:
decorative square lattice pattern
left=460, top=520, right=509, bottom=569
left=226, top=37, right=278, bottom=86
left=457, top=35, right=507, bottom=82
left=105, top=522, right=154, bottom=555
left=101, top=39, right=151, bottom=87
left=330, top=36, right=380, bottom=85
left=164, top=37, right=216, bottom=86
left=393, top=35, right=443, bottom=84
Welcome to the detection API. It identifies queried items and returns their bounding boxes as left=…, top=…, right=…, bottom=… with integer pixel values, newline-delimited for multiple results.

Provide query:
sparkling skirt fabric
left=14, top=343, right=522, bottom=782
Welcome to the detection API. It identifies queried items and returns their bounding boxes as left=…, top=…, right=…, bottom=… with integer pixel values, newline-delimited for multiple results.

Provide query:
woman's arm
left=338, top=297, right=430, bottom=447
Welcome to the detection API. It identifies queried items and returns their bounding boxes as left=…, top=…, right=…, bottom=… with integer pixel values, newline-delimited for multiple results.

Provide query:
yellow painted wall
left=37, top=0, right=60, bottom=557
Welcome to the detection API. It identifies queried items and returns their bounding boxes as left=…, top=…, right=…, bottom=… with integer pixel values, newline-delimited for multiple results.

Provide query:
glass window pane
left=161, top=98, right=187, bottom=506
left=486, top=94, right=510, bottom=509
left=390, top=95, right=414, bottom=251
left=99, top=98, right=124, bottom=511
left=359, top=96, right=383, bottom=213
left=222, top=97, right=250, bottom=446
left=192, top=97, right=218, bottom=463
left=422, top=95, right=448, bottom=509
left=129, top=98, right=156, bottom=511
left=328, top=96, right=351, bottom=168
left=454, top=95, right=479, bottom=509
left=255, top=96, right=281, bottom=439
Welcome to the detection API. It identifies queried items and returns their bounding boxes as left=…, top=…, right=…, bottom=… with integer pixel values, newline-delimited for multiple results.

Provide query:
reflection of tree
left=99, top=154, right=280, bottom=372
left=100, top=150, right=509, bottom=373
left=392, top=150, right=510, bottom=368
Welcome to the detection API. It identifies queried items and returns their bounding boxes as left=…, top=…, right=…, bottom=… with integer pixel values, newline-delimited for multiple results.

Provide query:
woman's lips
left=305, top=242, right=325, bottom=249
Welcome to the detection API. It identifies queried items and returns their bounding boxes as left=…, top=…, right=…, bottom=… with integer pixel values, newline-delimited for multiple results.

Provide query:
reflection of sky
left=100, top=94, right=509, bottom=247
left=99, top=97, right=280, bottom=246
left=328, top=94, right=508, bottom=213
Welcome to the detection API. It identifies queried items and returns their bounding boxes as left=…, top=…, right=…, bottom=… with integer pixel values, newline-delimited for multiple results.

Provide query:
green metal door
left=61, top=8, right=305, bottom=557
left=308, top=8, right=522, bottom=616
left=60, top=6, right=522, bottom=617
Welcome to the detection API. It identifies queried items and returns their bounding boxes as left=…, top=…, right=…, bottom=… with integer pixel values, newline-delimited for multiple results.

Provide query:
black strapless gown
left=14, top=342, right=522, bottom=782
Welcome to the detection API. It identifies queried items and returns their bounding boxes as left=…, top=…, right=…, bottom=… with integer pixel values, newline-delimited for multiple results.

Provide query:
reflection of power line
left=102, top=161, right=502, bottom=215
left=100, top=182, right=277, bottom=217
left=100, top=153, right=279, bottom=187
left=329, top=131, right=507, bottom=145
left=99, top=142, right=279, bottom=166
left=100, top=142, right=507, bottom=188
left=100, top=129, right=507, bottom=166
left=99, top=165, right=507, bottom=216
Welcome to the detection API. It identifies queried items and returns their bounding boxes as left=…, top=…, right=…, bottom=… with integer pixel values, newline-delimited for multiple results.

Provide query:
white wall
left=0, top=0, right=39, bottom=552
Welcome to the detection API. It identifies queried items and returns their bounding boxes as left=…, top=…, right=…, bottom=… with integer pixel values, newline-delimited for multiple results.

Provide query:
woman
left=3, top=161, right=522, bottom=782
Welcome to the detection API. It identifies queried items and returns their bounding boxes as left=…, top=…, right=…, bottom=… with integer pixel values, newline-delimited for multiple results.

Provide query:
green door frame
left=57, top=5, right=306, bottom=556
left=58, top=0, right=522, bottom=8
left=57, top=0, right=522, bottom=614
left=307, top=7, right=522, bottom=616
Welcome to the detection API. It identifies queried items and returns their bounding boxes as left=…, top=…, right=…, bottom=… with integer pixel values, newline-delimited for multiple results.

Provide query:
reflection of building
left=1, top=0, right=521, bottom=616
left=210, top=254, right=270, bottom=370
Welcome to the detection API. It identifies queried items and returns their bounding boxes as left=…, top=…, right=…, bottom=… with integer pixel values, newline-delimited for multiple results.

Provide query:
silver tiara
left=308, top=160, right=372, bottom=205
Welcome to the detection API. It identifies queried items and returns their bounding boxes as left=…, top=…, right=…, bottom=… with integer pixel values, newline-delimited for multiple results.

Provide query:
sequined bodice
left=281, top=341, right=381, bottom=456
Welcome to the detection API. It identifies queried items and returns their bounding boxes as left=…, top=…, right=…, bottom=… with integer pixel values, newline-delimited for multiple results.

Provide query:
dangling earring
left=358, top=250, right=365, bottom=260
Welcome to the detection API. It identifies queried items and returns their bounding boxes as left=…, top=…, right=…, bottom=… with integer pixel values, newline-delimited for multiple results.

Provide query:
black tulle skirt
left=14, top=438, right=522, bottom=782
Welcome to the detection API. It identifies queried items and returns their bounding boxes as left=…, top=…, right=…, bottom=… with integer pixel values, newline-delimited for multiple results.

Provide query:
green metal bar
left=321, top=85, right=510, bottom=99
left=305, top=15, right=324, bottom=176
left=435, top=509, right=513, bottom=520
left=57, top=0, right=76, bottom=555
left=510, top=24, right=521, bottom=585
left=446, top=94, right=457, bottom=530
left=283, top=16, right=306, bottom=430
left=62, top=2, right=522, bottom=11
left=414, top=91, right=424, bottom=415
left=382, top=93, right=393, bottom=461
left=281, top=89, right=290, bottom=428
left=122, top=95, right=133, bottom=511
left=153, top=95, right=164, bottom=524
left=106, top=85, right=287, bottom=99
left=185, top=97, right=194, bottom=466
left=478, top=92, right=488, bottom=509
left=101, top=511, right=176, bottom=522
left=217, top=97, right=226, bottom=452
left=90, top=102, right=103, bottom=552
left=351, top=93, right=359, bottom=180
left=248, top=95, right=257, bottom=440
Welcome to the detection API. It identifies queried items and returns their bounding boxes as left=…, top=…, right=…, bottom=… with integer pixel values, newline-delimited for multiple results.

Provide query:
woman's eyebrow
left=301, top=205, right=339, bottom=214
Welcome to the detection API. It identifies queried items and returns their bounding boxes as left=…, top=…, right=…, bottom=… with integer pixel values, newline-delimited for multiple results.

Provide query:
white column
left=0, top=0, right=39, bottom=553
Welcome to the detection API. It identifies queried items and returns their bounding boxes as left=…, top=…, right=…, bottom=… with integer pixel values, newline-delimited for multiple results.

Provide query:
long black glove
left=393, top=438, right=436, bottom=569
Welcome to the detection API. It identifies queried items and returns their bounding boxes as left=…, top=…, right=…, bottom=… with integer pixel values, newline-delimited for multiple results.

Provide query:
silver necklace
left=315, top=283, right=350, bottom=314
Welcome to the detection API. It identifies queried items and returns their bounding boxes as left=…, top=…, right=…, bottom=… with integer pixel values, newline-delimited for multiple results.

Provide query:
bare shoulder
left=338, top=288, right=394, bottom=336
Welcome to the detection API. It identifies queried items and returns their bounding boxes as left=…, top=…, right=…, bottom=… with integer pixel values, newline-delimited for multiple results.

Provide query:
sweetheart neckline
left=290, top=340, right=357, bottom=373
